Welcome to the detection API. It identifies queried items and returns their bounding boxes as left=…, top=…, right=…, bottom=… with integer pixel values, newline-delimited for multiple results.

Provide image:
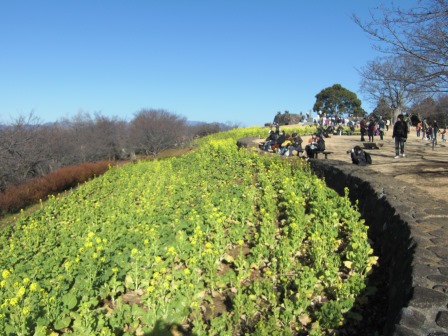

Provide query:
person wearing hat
left=392, top=114, right=408, bottom=158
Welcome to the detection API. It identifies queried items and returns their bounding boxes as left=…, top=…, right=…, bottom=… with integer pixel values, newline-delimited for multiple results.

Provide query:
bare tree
left=58, top=112, right=128, bottom=163
left=90, top=113, right=128, bottom=161
left=409, top=94, right=448, bottom=125
left=0, top=113, right=49, bottom=190
left=353, top=0, right=448, bottom=92
left=187, top=122, right=229, bottom=138
left=128, top=109, right=188, bottom=156
left=359, top=56, right=424, bottom=121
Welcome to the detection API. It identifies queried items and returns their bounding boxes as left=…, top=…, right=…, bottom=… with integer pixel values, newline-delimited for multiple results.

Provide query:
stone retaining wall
left=309, top=159, right=448, bottom=336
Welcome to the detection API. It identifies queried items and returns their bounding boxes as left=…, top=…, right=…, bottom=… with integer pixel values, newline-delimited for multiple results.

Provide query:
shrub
left=0, top=161, right=113, bottom=215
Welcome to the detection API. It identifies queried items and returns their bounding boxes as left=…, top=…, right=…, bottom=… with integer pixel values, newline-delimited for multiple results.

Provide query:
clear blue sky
left=0, top=1, right=413, bottom=127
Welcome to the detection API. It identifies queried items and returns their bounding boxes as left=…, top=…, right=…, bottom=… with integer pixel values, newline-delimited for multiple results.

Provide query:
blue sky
left=0, top=1, right=413, bottom=127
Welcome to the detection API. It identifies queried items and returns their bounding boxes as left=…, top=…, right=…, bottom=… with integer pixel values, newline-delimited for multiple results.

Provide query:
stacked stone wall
left=309, top=159, right=448, bottom=336
left=236, top=137, right=448, bottom=335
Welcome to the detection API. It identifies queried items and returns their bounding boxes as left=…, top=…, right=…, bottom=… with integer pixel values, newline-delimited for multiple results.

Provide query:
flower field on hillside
left=0, top=127, right=376, bottom=335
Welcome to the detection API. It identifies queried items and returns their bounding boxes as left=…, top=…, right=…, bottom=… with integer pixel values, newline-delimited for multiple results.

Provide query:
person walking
left=433, top=120, right=439, bottom=145
left=378, top=118, right=385, bottom=140
left=416, top=121, right=422, bottom=138
left=392, top=114, right=409, bottom=158
left=422, top=119, right=429, bottom=140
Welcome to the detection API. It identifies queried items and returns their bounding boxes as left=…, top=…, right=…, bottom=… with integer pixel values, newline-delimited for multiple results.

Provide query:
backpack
left=350, top=146, right=371, bottom=166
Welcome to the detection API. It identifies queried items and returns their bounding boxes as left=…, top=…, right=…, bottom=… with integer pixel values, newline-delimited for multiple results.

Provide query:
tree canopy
left=313, top=84, right=364, bottom=118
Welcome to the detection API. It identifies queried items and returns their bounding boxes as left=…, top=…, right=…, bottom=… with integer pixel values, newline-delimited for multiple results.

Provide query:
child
left=441, top=128, right=446, bottom=142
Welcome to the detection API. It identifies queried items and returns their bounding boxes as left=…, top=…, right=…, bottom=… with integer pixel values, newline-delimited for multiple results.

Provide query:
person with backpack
left=392, top=114, right=408, bottom=158
left=349, top=146, right=372, bottom=166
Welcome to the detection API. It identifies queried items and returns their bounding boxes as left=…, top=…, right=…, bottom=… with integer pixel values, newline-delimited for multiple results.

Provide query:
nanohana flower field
left=0, top=127, right=377, bottom=335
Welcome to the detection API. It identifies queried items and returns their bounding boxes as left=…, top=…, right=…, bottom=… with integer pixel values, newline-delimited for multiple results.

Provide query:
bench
left=289, top=149, right=304, bottom=157
left=313, top=151, right=333, bottom=159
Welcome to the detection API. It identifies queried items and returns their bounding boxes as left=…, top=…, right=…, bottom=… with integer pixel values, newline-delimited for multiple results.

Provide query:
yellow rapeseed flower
left=2, top=270, right=10, bottom=279
left=9, top=298, right=18, bottom=306
left=30, top=283, right=38, bottom=291
left=17, top=286, right=26, bottom=298
left=167, top=246, right=176, bottom=256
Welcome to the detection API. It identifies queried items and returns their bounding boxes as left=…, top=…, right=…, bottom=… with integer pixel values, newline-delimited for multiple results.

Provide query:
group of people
left=416, top=119, right=446, bottom=143
left=355, top=114, right=409, bottom=159
left=261, top=128, right=326, bottom=159
left=359, top=117, right=387, bottom=142
left=263, top=114, right=445, bottom=162
left=375, top=115, right=446, bottom=159
left=262, top=129, right=304, bottom=157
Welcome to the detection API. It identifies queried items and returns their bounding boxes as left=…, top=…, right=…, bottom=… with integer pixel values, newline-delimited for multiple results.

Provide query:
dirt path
left=320, top=128, right=448, bottom=203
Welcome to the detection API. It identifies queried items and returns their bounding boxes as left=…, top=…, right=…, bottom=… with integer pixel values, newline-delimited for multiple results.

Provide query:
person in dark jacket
left=360, top=117, right=367, bottom=142
left=275, top=130, right=287, bottom=153
left=264, top=130, right=278, bottom=151
left=287, top=132, right=303, bottom=156
left=392, top=114, right=408, bottom=158
left=349, top=145, right=372, bottom=166
left=433, top=120, right=439, bottom=145
left=367, top=118, right=376, bottom=142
